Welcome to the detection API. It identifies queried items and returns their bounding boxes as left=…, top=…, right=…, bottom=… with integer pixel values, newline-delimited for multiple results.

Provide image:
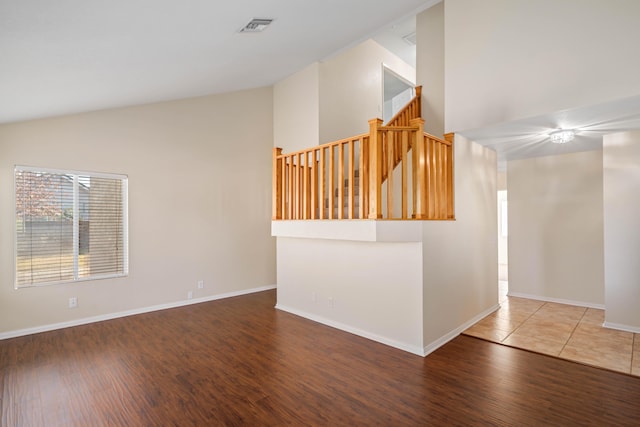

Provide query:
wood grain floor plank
left=1, top=289, right=640, bottom=426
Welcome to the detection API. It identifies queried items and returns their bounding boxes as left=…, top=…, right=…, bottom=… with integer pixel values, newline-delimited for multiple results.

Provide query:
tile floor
left=464, top=282, right=640, bottom=376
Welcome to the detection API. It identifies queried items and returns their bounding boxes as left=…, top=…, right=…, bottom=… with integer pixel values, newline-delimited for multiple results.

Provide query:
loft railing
left=272, top=118, right=454, bottom=221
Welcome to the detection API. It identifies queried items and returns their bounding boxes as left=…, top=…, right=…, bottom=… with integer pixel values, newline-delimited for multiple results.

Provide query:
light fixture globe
left=549, top=129, right=575, bottom=144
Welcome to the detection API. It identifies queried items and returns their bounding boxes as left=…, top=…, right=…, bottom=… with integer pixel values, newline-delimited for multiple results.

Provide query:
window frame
left=14, top=165, right=129, bottom=289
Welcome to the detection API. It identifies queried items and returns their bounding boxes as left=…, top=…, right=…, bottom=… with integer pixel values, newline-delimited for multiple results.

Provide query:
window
left=15, top=166, right=128, bottom=287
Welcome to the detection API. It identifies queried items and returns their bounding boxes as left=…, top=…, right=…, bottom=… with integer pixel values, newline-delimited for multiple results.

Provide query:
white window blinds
left=15, top=167, right=128, bottom=287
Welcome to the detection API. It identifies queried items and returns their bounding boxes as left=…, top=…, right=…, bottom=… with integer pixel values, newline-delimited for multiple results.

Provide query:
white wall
left=319, top=39, right=415, bottom=144
left=498, top=171, right=508, bottom=273
left=422, top=134, right=498, bottom=348
left=0, top=87, right=276, bottom=335
left=273, top=63, right=320, bottom=153
left=276, top=237, right=424, bottom=355
left=416, top=1, right=444, bottom=137
left=497, top=190, right=508, bottom=272
left=603, top=131, right=640, bottom=331
left=445, top=0, right=640, bottom=132
left=508, top=150, right=604, bottom=306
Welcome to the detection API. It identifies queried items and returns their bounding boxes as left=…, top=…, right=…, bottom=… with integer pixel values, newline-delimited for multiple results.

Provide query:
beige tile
left=580, top=308, right=605, bottom=326
left=560, top=344, right=632, bottom=374
left=512, top=319, right=575, bottom=345
left=463, top=324, right=511, bottom=343
left=633, top=334, right=640, bottom=376
left=493, top=308, right=532, bottom=324
left=526, top=315, right=579, bottom=332
left=632, top=351, right=640, bottom=376
left=534, top=302, right=586, bottom=322
left=477, top=297, right=640, bottom=377
left=502, top=297, right=545, bottom=313
left=502, top=332, right=564, bottom=356
left=568, top=323, right=634, bottom=352
left=473, top=313, right=522, bottom=334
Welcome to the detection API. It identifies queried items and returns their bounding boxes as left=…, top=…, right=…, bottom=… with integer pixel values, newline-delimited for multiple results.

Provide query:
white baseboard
left=423, top=303, right=499, bottom=356
left=0, top=285, right=277, bottom=340
left=507, top=292, right=605, bottom=310
left=275, top=304, right=426, bottom=357
left=603, top=321, right=640, bottom=334
left=275, top=303, right=501, bottom=358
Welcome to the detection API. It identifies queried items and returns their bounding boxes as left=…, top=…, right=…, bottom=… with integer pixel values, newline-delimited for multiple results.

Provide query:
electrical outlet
left=187, top=291, right=193, bottom=299
left=328, top=297, right=334, bottom=309
left=197, top=280, right=204, bottom=289
left=68, top=297, right=78, bottom=308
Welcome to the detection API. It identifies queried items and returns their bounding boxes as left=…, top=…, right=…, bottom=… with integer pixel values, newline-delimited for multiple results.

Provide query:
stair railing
left=272, top=117, right=454, bottom=221
left=385, top=86, right=422, bottom=127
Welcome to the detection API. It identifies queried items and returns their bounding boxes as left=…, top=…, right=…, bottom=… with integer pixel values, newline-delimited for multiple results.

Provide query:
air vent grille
left=402, top=32, right=417, bottom=46
left=240, top=18, right=273, bottom=33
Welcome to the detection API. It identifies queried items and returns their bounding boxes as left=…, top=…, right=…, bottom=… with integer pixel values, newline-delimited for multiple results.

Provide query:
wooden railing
left=383, top=86, right=422, bottom=185
left=272, top=117, right=454, bottom=221
left=385, top=86, right=422, bottom=127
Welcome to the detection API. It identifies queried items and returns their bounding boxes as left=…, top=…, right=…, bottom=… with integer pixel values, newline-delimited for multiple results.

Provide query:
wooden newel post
left=444, top=133, right=455, bottom=219
left=410, top=118, right=427, bottom=219
left=272, top=147, right=283, bottom=220
left=414, top=86, right=422, bottom=119
left=368, top=118, right=383, bottom=219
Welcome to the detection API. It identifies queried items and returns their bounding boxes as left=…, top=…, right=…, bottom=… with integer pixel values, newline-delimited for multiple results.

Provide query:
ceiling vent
left=240, top=18, right=274, bottom=33
left=402, top=32, right=417, bottom=46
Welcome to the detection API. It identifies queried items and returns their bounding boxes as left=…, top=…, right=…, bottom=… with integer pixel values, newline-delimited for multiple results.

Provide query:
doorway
left=498, top=190, right=508, bottom=302
left=382, top=65, right=415, bottom=123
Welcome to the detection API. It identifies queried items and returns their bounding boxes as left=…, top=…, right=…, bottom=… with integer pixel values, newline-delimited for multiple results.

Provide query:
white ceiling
left=373, top=15, right=416, bottom=68
left=460, top=95, right=640, bottom=169
left=0, top=0, right=432, bottom=124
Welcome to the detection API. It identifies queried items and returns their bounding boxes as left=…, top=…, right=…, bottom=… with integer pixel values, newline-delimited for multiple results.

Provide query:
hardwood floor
left=2, top=290, right=640, bottom=426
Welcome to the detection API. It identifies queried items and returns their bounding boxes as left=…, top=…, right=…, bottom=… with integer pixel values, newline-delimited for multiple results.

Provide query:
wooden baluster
left=319, top=146, right=326, bottom=219
left=412, top=134, right=418, bottom=218
left=302, top=151, right=309, bottom=219
left=348, top=139, right=355, bottom=219
left=359, top=137, right=367, bottom=220
left=386, top=130, right=394, bottom=218
left=429, top=139, right=437, bottom=219
left=272, top=148, right=282, bottom=220
left=282, top=157, right=288, bottom=219
left=410, top=118, right=427, bottom=219
left=438, top=142, right=446, bottom=219
left=311, top=149, right=317, bottom=220
left=381, top=134, right=387, bottom=184
left=444, top=133, right=455, bottom=219
left=287, top=156, right=295, bottom=219
left=434, top=141, right=441, bottom=218
left=294, top=153, right=299, bottom=219
left=429, top=140, right=435, bottom=219
left=338, top=142, right=344, bottom=219
left=289, top=156, right=293, bottom=220
left=290, top=155, right=295, bottom=219
left=437, top=142, right=447, bottom=219
left=329, top=144, right=335, bottom=219
left=368, top=119, right=383, bottom=219
left=401, top=131, right=408, bottom=219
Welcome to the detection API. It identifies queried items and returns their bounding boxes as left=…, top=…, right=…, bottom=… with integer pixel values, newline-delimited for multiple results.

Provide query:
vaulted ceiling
left=0, top=0, right=432, bottom=124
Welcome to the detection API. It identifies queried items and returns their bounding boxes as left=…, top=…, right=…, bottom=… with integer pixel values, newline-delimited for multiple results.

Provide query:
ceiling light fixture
left=549, top=129, right=575, bottom=144
left=239, top=18, right=273, bottom=33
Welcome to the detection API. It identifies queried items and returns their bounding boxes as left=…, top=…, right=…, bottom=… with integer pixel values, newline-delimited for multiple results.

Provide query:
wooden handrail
left=385, top=86, right=422, bottom=127
left=272, top=116, right=454, bottom=221
left=381, top=86, right=423, bottom=185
